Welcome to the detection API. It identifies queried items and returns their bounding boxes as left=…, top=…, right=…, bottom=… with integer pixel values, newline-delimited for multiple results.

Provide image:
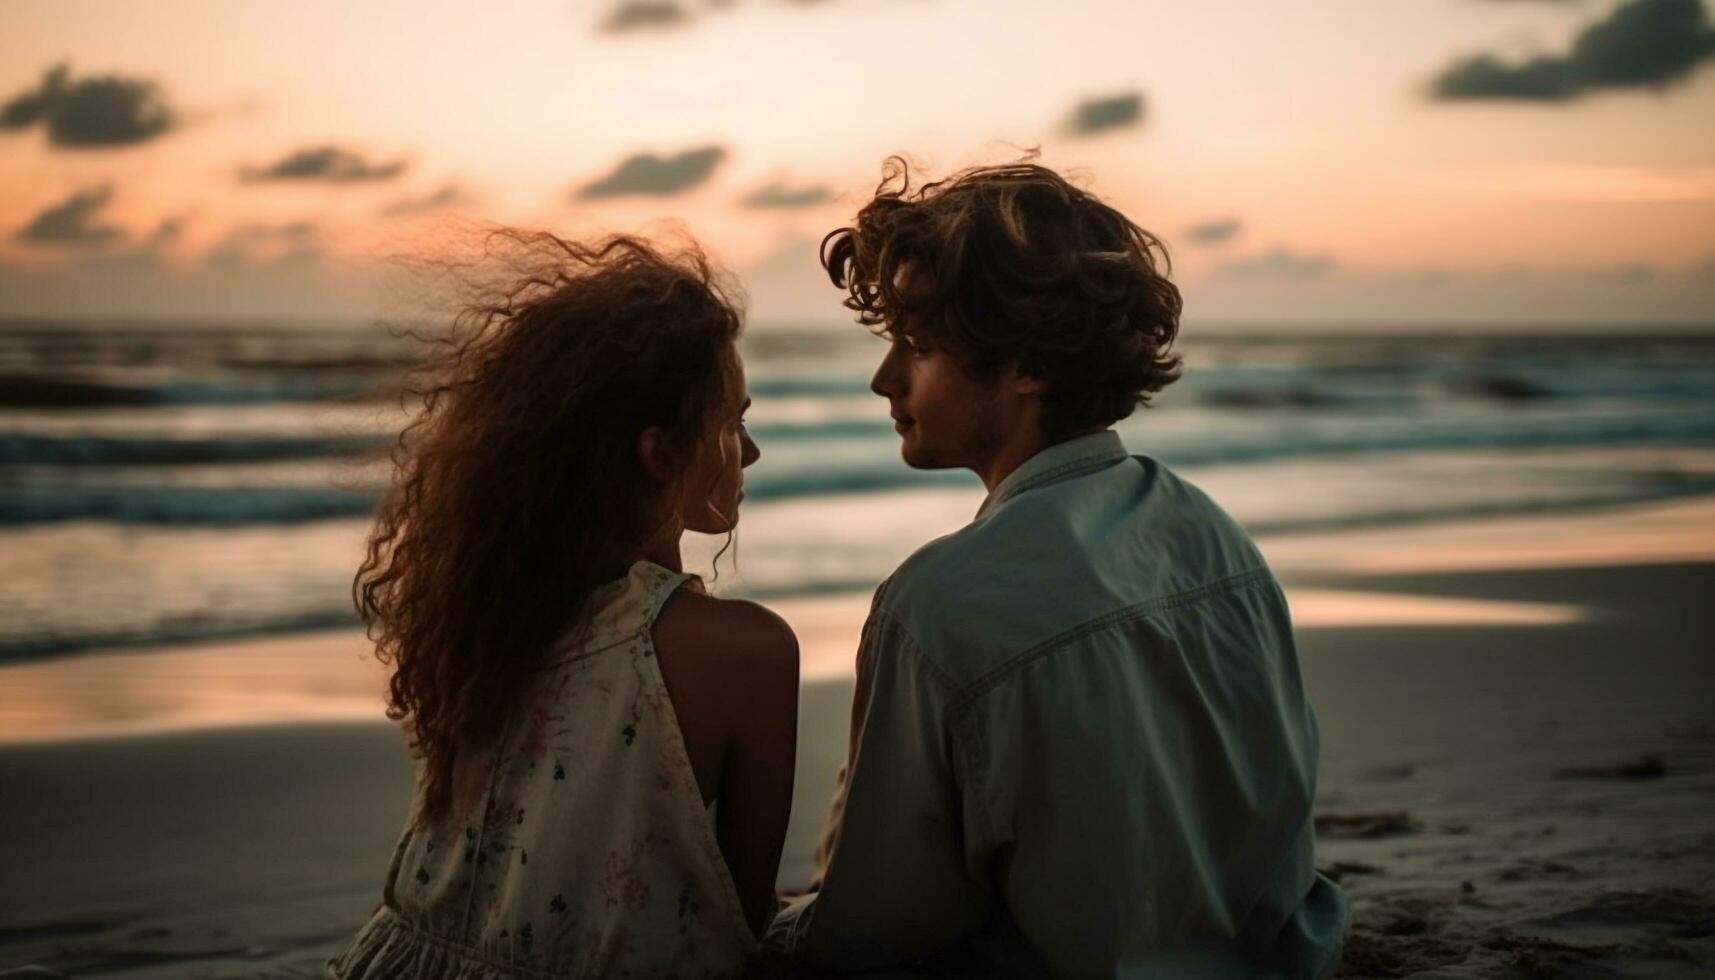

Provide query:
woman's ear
left=638, top=426, right=672, bottom=482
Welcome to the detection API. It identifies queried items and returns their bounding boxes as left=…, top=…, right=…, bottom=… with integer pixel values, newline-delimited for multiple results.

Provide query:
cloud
left=1181, top=259, right=1715, bottom=326
left=382, top=182, right=478, bottom=216
left=1185, top=219, right=1242, bottom=245
left=0, top=63, right=174, bottom=147
left=1441, top=163, right=1715, bottom=202
left=204, top=221, right=321, bottom=269
left=0, top=224, right=373, bottom=319
left=14, top=186, right=124, bottom=246
left=577, top=146, right=726, bottom=199
left=737, top=237, right=844, bottom=325
left=593, top=0, right=859, bottom=33
left=142, top=214, right=187, bottom=249
left=241, top=145, right=407, bottom=183
left=54, top=214, right=189, bottom=275
left=598, top=0, right=690, bottom=33
left=1064, top=92, right=1145, bottom=136
left=0, top=65, right=64, bottom=130
left=1432, top=0, right=1715, bottom=101
left=1591, top=262, right=1655, bottom=284
left=741, top=180, right=832, bottom=209
left=1213, top=247, right=1336, bottom=280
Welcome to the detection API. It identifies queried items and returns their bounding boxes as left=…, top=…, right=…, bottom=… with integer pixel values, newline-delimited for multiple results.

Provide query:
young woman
left=327, top=232, right=800, bottom=979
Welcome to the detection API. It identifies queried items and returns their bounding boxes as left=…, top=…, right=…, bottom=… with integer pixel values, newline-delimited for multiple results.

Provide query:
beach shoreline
left=8, top=494, right=1715, bottom=745
left=3, top=496, right=1715, bottom=977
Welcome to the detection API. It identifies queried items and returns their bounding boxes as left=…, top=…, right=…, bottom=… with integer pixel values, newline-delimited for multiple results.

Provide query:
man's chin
left=899, top=441, right=957, bottom=471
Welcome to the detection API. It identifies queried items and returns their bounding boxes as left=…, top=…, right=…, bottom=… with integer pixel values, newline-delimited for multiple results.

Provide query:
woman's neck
left=640, top=526, right=684, bottom=573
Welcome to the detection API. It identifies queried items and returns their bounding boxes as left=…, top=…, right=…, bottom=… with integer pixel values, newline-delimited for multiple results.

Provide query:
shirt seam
left=949, top=700, right=993, bottom=859
left=862, top=607, right=997, bottom=870
left=948, top=566, right=1277, bottom=713
left=987, top=447, right=1128, bottom=512
left=865, top=606, right=961, bottom=693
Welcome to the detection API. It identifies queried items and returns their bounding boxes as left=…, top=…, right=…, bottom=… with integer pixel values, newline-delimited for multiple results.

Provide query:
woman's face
left=679, top=354, right=760, bottom=535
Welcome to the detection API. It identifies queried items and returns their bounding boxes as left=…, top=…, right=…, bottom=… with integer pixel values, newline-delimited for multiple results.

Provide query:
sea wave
left=7, top=404, right=1715, bottom=525
left=0, top=609, right=361, bottom=662
left=6, top=474, right=1715, bottom=662
left=0, top=486, right=377, bottom=526
left=0, top=373, right=388, bottom=409
left=0, top=433, right=388, bottom=466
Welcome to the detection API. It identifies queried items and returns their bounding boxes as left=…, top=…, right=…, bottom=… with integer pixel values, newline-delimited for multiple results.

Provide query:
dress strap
left=632, top=560, right=694, bottom=628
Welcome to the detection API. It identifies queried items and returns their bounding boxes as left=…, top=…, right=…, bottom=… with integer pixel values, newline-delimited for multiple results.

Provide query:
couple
left=326, top=161, right=1348, bottom=980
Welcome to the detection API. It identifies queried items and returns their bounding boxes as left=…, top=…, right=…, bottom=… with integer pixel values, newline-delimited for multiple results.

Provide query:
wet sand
left=3, top=498, right=1714, bottom=977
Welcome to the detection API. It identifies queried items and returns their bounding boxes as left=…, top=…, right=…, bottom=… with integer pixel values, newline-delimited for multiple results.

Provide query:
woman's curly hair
left=356, top=230, right=743, bottom=826
left=821, top=158, right=1183, bottom=437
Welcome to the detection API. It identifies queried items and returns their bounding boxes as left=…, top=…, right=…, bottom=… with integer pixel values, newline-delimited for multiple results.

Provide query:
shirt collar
left=976, top=430, right=1128, bottom=519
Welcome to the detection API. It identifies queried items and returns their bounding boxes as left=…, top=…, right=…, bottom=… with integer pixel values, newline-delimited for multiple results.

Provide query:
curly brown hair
left=355, top=230, right=744, bottom=826
left=821, top=158, right=1184, bottom=438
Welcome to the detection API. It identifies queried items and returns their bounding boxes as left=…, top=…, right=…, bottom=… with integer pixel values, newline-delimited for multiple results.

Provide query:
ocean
left=3, top=319, right=1714, bottom=662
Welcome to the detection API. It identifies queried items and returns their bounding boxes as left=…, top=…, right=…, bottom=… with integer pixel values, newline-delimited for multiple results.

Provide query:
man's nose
left=871, top=341, right=904, bottom=400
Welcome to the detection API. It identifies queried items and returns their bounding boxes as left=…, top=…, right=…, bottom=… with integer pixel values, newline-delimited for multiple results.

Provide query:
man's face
left=869, top=322, right=1005, bottom=471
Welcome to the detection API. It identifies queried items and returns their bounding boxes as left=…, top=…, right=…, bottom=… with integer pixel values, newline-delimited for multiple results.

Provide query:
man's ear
left=638, top=426, right=672, bottom=482
left=1007, top=365, right=1047, bottom=396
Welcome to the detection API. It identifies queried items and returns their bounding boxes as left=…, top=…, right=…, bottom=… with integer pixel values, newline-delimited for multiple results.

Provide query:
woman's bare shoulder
left=655, top=588, right=799, bottom=668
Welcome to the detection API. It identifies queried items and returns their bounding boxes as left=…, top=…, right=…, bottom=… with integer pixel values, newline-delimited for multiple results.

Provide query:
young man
left=768, top=160, right=1348, bottom=978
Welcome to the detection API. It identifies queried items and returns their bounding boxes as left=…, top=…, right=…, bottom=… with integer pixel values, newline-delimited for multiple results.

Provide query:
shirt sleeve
left=767, top=599, right=992, bottom=971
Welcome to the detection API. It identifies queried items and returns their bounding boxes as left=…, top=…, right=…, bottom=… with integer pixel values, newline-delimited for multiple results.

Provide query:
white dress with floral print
left=327, top=561, right=755, bottom=980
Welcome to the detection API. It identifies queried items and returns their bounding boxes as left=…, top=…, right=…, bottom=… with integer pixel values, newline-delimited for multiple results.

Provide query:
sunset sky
left=2, top=0, right=1712, bottom=327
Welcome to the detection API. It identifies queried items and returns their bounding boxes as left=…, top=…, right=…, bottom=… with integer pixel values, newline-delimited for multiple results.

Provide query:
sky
left=1, top=0, right=1712, bottom=328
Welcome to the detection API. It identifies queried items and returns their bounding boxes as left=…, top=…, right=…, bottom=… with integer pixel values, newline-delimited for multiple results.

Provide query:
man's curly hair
left=821, top=158, right=1183, bottom=438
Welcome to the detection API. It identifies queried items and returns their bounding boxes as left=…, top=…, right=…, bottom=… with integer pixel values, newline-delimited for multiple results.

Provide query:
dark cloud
left=0, top=63, right=174, bottom=147
left=1432, top=0, right=1715, bottom=101
left=204, top=221, right=320, bottom=270
left=1185, top=219, right=1242, bottom=245
left=14, top=186, right=123, bottom=247
left=1594, top=262, right=1655, bottom=284
left=1399, top=266, right=1454, bottom=287
left=741, top=181, right=832, bottom=209
left=598, top=0, right=689, bottom=32
left=146, top=215, right=187, bottom=248
left=595, top=0, right=862, bottom=33
left=1064, top=92, right=1145, bottom=136
left=577, top=146, right=726, bottom=199
left=58, top=214, right=187, bottom=274
left=1213, top=248, right=1335, bottom=280
left=241, top=145, right=407, bottom=183
left=0, top=65, right=64, bottom=129
left=383, top=182, right=478, bottom=217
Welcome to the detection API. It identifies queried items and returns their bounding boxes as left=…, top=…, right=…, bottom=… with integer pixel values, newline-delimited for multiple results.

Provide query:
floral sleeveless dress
left=327, top=561, right=755, bottom=980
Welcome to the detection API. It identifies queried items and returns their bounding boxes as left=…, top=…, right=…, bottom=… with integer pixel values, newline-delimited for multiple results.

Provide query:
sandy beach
left=3, top=497, right=1714, bottom=978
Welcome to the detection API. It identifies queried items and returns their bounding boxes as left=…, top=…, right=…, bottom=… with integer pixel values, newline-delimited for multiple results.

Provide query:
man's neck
left=974, top=425, right=1108, bottom=493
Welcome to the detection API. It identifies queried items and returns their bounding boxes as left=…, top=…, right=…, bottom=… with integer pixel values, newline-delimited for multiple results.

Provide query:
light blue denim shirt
left=770, top=431, right=1347, bottom=979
